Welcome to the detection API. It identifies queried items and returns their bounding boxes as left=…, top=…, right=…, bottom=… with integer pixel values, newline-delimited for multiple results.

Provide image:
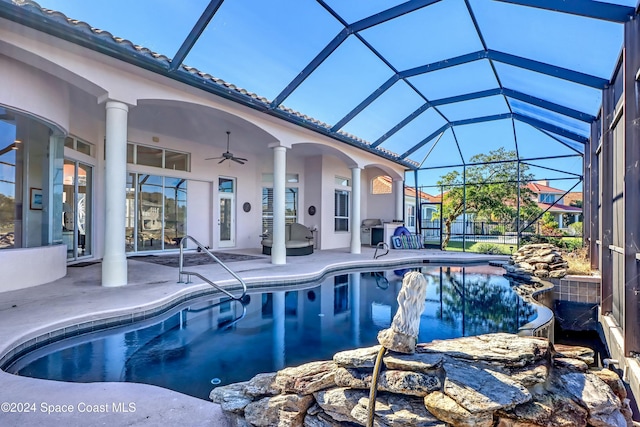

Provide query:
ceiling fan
left=206, top=131, right=247, bottom=165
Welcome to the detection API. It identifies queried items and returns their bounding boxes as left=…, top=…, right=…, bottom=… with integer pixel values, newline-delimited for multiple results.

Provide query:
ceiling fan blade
left=234, top=157, right=248, bottom=162
left=218, top=158, right=226, bottom=164
left=205, top=156, right=223, bottom=160
left=232, top=158, right=245, bottom=164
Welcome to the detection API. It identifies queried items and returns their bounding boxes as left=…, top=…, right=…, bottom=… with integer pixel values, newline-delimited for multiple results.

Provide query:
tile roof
left=526, top=181, right=566, bottom=194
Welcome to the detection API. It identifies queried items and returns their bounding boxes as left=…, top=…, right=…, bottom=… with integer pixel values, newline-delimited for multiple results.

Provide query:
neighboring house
left=372, top=176, right=438, bottom=234
left=526, top=181, right=582, bottom=229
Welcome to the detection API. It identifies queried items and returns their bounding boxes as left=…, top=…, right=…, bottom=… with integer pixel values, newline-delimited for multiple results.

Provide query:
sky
left=33, top=0, right=632, bottom=191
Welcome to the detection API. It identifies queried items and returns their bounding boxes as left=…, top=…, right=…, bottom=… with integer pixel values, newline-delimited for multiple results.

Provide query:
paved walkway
left=0, top=247, right=504, bottom=426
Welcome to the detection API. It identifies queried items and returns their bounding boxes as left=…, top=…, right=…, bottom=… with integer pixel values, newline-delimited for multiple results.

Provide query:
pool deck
left=0, top=247, right=507, bottom=426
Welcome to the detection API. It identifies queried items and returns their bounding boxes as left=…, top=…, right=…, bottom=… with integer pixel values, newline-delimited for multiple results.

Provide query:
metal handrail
left=374, top=242, right=389, bottom=259
left=178, top=235, right=247, bottom=300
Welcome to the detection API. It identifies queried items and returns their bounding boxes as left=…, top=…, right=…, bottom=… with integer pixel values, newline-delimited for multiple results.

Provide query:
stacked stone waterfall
left=504, top=243, right=568, bottom=279
left=210, top=334, right=634, bottom=426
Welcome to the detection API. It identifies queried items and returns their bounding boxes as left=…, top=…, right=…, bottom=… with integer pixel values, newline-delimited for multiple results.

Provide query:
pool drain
left=210, top=378, right=221, bottom=385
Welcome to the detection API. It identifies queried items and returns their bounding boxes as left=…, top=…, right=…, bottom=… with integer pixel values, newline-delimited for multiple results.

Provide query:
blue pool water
left=9, top=264, right=536, bottom=400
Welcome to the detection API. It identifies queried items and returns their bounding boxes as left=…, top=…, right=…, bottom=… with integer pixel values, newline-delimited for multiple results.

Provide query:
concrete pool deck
left=0, top=247, right=506, bottom=426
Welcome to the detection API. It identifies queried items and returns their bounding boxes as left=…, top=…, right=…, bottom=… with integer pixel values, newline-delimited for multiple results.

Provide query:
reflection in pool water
left=11, top=265, right=535, bottom=400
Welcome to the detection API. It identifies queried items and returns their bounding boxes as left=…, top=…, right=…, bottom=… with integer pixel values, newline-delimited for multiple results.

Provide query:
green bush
left=559, top=237, right=583, bottom=252
left=568, top=221, right=583, bottom=237
left=469, top=242, right=510, bottom=255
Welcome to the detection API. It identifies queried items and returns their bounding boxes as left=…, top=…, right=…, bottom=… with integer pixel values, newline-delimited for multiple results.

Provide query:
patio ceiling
left=0, top=0, right=636, bottom=171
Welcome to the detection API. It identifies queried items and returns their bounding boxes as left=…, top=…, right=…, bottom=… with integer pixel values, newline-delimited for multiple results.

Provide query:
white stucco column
left=393, top=179, right=404, bottom=221
left=350, top=167, right=361, bottom=254
left=272, top=146, right=287, bottom=264
left=558, top=214, right=564, bottom=229
left=102, top=101, right=128, bottom=287
left=574, top=214, right=580, bottom=223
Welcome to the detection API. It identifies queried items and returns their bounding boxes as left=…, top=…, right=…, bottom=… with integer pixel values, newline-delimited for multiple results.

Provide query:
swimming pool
left=7, top=264, right=536, bottom=400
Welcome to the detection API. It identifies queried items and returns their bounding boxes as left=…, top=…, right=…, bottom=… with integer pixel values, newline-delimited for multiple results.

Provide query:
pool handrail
left=178, top=235, right=247, bottom=300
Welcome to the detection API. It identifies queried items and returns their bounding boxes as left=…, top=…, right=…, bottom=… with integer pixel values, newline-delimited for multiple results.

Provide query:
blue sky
left=34, top=0, right=630, bottom=191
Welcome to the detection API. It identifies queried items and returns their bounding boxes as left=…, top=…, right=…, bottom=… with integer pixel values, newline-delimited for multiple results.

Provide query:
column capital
left=268, top=142, right=290, bottom=150
left=104, top=100, right=129, bottom=113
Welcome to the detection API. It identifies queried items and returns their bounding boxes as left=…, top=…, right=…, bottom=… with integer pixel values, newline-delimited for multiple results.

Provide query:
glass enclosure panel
left=340, top=81, right=425, bottom=143
left=494, top=63, right=603, bottom=115
left=360, top=0, right=482, bottom=70
left=164, top=178, right=186, bottom=250
left=137, top=174, right=163, bottom=251
left=419, top=129, right=463, bottom=168
left=408, top=60, right=499, bottom=100
left=323, top=0, right=406, bottom=23
left=186, top=0, right=342, bottom=100
left=379, top=107, right=447, bottom=155
left=437, top=96, right=510, bottom=122
left=64, top=136, right=74, bottom=149
left=136, top=146, right=163, bottom=168
left=454, top=119, right=517, bottom=162
left=514, top=122, right=581, bottom=159
left=509, top=99, right=590, bottom=138
left=469, top=0, right=623, bottom=78
left=284, top=36, right=394, bottom=126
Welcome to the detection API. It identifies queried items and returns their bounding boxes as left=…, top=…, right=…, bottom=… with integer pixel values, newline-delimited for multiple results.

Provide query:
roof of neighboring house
left=538, top=202, right=582, bottom=213
left=372, top=176, right=436, bottom=202
left=563, top=192, right=583, bottom=207
left=526, top=182, right=565, bottom=194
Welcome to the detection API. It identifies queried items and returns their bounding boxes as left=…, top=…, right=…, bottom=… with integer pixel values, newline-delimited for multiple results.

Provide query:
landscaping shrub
left=469, top=242, right=510, bottom=255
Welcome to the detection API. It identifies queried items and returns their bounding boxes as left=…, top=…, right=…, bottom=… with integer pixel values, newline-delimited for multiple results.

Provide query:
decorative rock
left=506, top=244, right=567, bottom=279
left=442, top=359, right=531, bottom=412
left=209, top=381, right=253, bottom=414
left=244, top=394, right=314, bottom=427
left=424, top=391, right=494, bottom=427
left=417, top=333, right=549, bottom=367
left=497, top=391, right=589, bottom=427
left=383, top=352, right=444, bottom=372
left=244, top=372, right=280, bottom=397
left=591, top=368, right=627, bottom=401
left=275, top=361, right=337, bottom=395
left=552, top=343, right=594, bottom=364
left=352, top=394, right=445, bottom=426
left=313, top=387, right=364, bottom=424
left=551, top=372, right=624, bottom=427
left=211, top=334, right=629, bottom=427
left=334, top=367, right=441, bottom=396
left=333, top=345, right=381, bottom=368
left=553, top=357, right=589, bottom=372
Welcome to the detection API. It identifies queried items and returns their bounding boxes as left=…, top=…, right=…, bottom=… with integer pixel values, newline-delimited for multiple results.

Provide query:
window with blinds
left=262, top=187, right=298, bottom=232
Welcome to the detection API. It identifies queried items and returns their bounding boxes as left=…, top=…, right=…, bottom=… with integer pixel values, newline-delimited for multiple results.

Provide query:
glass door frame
left=63, top=158, right=93, bottom=261
left=218, top=176, right=236, bottom=248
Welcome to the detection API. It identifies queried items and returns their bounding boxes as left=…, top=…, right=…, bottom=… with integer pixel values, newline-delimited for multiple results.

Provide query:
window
left=125, top=173, right=187, bottom=252
left=261, top=173, right=299, bottom=183
left=539, top=194, right=556, bottom=204
left=407, top=205, right=415, bottom=228
left=65, top=136, right=94, bottom=157
left=127, top=143, right=190, bottom=172
left=262, top=187, right=298, bottom=232
left=335, top=190, right=349, bottom=231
